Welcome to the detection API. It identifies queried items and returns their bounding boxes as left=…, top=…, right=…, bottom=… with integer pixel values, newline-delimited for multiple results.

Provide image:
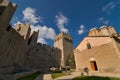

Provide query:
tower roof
left=54, top=32, right=72, bottom=42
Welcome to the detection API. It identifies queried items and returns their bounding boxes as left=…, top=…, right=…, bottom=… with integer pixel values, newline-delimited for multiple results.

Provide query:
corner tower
left=14, top=23, right=31, bottom=41
left=0, top=0, right=17, bottom=30
left=54, top=32, right=73, bottom=68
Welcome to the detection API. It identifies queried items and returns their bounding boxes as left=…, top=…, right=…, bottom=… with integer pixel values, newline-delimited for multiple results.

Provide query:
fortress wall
left=24, top=43, right=61, bottom=72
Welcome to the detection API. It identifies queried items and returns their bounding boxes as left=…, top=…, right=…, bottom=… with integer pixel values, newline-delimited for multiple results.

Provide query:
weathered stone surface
left=74, top=26, right=120, bottom=73
left=0, top=0, right=63, bottom=76
left=54, top=32, right=74, bottom=68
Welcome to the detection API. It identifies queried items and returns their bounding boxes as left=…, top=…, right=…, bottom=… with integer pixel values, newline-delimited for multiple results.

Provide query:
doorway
left=90, top=61, right=98, bottom=71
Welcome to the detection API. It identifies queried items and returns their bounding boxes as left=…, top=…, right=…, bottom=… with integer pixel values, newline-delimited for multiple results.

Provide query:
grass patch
left=51, top=72, right=69, bottom=79
left=72, top=76, right=120, bottom=80
left=17, top=71, right=41, bottom=80
left=51, top=70, right=70, bottom=79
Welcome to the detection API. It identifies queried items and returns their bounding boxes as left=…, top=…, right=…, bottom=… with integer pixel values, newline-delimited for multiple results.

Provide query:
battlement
left=88, top=26, right=117, bottom=36
left=14, top=23, right=31, bottom=40
left=54, top=32, right=72, bottom=42
left=37, top=42, right=60, bottom=50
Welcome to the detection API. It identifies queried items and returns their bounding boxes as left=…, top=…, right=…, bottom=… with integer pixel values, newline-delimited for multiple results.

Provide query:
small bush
left=83, top=67, right=89, bottom=76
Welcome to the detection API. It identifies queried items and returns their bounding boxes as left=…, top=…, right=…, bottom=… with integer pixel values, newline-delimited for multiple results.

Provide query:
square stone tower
left=54, top=32, right=73, bottom=68
left=14, top=23, right=31, bottom=41
left=0, top=0, right=17, bottom=30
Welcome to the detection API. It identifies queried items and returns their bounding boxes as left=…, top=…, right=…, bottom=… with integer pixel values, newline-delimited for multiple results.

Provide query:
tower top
left=88, top=26, right=117, bottom=36
left=54, top=32, right=72, bottom=42
left=14, top=23, right=31, bottom=40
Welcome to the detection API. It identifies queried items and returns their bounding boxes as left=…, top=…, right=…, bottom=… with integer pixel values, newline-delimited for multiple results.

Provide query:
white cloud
left=31, top=25, right=56, bottom=44
left=78, top=25, right=85, bottom=35
left=30, top=25, right=39, bottom=32
left=38, top=25, right=56, bottom=44
left=102, top=1, right=116, bottom=14
left=102, top=1, right=115, bottom=11
left=22, top=7, right=56, bottom=44
left=13, top=21, right=22, bottom=26
left=98, top=17, right=110, bottom=25
left=56, top=13, right=69, bottom=33
left=12, top=7, right=56, bottom=44
left=23, top=7, right=42, bottom=24
left=102, top=20, right=110, bottom=25
left=38, top=38, right=46, bottom=44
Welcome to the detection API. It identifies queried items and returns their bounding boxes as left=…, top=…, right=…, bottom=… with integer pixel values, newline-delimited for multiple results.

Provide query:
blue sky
left=10, top=0, right=120, bottom=48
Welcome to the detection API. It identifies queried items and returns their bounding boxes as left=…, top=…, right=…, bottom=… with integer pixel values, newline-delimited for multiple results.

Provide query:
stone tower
left=54, top=32, right=73, bottom=68
left=14, top=23, right=31, bottom=41
left=0, top=0, right=17, bottom=30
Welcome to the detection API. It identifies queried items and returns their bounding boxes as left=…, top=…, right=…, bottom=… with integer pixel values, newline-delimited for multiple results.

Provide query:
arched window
left=87, top=42, right=91, bottom=49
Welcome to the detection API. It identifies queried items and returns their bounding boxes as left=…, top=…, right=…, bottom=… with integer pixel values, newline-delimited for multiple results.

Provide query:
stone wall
left=25, top=43, right=61, bottom=72
left=0, top=26, right=27, bottom=74
left=0, top=0, right=62, bottom=74
left=0, top=22, right=62, bottom=74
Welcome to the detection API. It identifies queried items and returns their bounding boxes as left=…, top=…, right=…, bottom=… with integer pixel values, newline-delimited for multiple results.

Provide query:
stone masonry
left=74, top=26, right=120, bottom=74
left=54, top=32, right=73, bottom=68
left=0, top=1, right=74, bottom=79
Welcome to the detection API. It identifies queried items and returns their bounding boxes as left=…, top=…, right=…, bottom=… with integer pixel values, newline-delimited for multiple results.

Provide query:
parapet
left=54, top=32, right=72, bottom=42
left=14, top=23, right=31, bottom=40
left=88, top=26, right=117, bottom=36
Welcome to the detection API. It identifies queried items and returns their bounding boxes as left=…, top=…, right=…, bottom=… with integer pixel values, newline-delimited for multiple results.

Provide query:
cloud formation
left=30, top=25, right=56, bottom=44
left=56, top=13, right=69, bottom=33
left=38, top=25, right=56, bottom=44
left=13, top=7, right=56, bottom=44
left=78, top=25, right=85, bottom=35
left=102, top=1, right=120, bottom=14
left=102, top=1, right=115, bottom=13
left=98, top=17, right=110, bottom=25
left=23, top=7, right=42, bottom=24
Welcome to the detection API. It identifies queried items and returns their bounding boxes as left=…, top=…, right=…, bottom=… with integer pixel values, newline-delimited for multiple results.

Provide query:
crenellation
left=14, top=23, right=31, bottom=40
left=54, top=32, right=72, bottom=42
